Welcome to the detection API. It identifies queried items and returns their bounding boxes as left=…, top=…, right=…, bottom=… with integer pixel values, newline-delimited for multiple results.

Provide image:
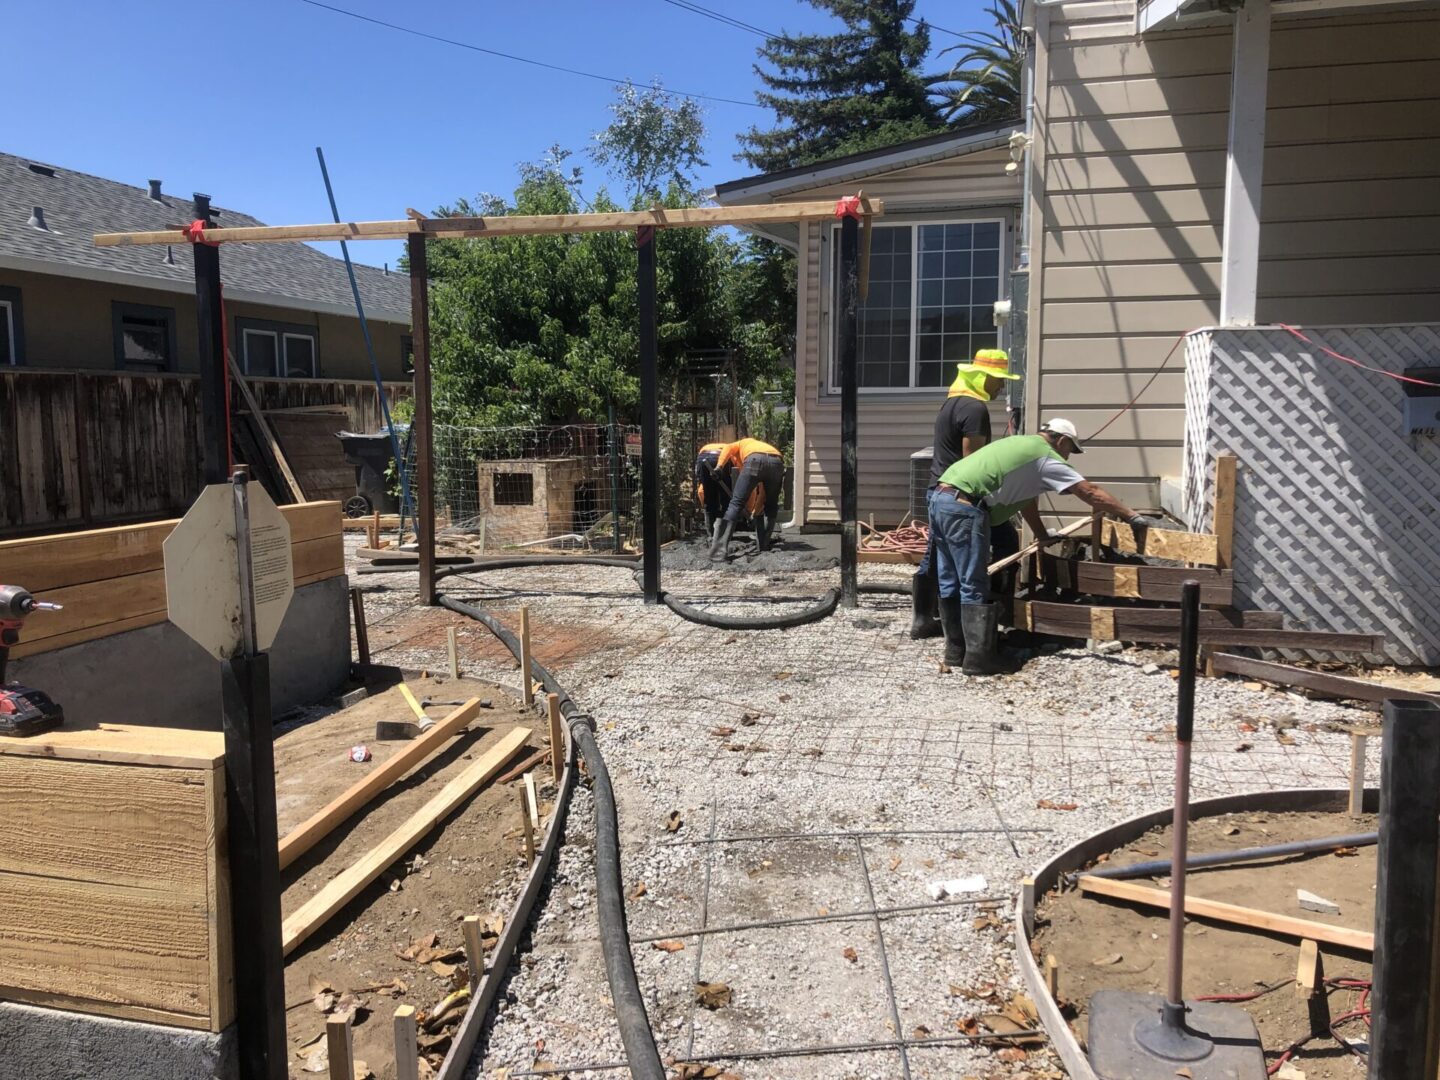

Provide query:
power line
left=658, top=0, right=773, bottom=37
left=297, top=0, right=764, bottom=108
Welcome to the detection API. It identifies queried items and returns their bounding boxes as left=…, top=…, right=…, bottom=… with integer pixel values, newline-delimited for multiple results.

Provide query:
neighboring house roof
left=0, top=152, right=411, bottom=323
left=713, top=118, right=1018, bottom=203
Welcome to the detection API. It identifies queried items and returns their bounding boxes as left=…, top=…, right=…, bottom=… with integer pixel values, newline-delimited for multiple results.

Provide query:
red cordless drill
left=0, top=584, right=65, bottom=737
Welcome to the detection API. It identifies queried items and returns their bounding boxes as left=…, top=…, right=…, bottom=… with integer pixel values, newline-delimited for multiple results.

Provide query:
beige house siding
left=778, top=147, right=1023, bottom=524
left=0, top=267, right=409, bottom=380
left=1026, top=0, right=1440, bottom=516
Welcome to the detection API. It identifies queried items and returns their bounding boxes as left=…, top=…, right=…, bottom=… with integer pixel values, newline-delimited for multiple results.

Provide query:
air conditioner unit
left=910, top=447, right=933, bottom=524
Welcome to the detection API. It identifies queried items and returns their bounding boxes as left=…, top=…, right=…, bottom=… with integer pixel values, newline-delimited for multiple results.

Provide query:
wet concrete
left=660, top=531, right=840, bottom=573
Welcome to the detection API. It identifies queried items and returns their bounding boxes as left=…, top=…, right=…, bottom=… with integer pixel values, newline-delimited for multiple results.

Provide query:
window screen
left=493, top=473, right=534, bottom=506
left=243, top=329, right=279, bottom=377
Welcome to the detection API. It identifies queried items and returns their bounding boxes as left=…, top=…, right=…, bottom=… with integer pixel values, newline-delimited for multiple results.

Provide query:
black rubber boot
left=755, top=514, right=771, bottom=553
left=709, top=519, right=735, bottom=562
left=909, top=569, right=941, bottom=640
left=703, top=511, right=715, bottom=542
left=937, top=595, right=966, bottom=668
left=961, top=602, right=1007, bottom=676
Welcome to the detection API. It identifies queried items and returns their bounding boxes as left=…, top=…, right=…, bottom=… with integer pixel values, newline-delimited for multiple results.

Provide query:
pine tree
left=738, top=0, right=945, bottom=173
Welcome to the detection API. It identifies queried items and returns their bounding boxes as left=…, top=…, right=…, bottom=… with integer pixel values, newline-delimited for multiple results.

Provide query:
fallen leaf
left=1176, top=1069, right=1193, bottom=1079
left=817, top=906, right=830, bottom=916
left=653, top=940, right=686, bottom=953
left=695, top=981, right=732, bottom=1009
left=1243, top=681, right=1265, bottom=691
left=1037, top=799, right=1079, bottom=812
left=956, top=1016, right=981, bottom=1035
left=889, top=855, right=902, bottom=872
left=629, top=882, right=648, bottom=900
left=1238, top=720, right=1258, bottom=732
left=842, top=946, right=858, bottom=963
left=1235, top=742, right=1254, bottom=752
left=709, top=726, right=736, bottom=737
left=801, top=747, right=823, bottom=758
left=1011, top=993, right=1039, bottom=1022
left=428, top=960, right=457, bottom=979
left=778, top=694, right=791, bottom=703
left=922, top=858, right=935, bottom=868
left=739, top=711, right=759, bottom=726
left=483, top=913, right=504, bottom=938
left=313, top=991, right=336, bottom=1013
left=772, top=672, right=792, bottom=680
left=414, top=945, right=464, bottom=966
left=665, top=811, right=683, bottom=833
left=913, top=1025, right=931, bottom=1038
left=1277, top=732, right=1297, bottom=746
left=972, top=916, right=1002, bottom=931
left=1091, top=953, right=1123, bottom=966
left=722, top=635, right=738, bottom=645
left=1333, top=847, right=1360, bottom=858
left=396, top=932, right=439, bottom=961
left=996, top=1048, right=1028, bottom=1063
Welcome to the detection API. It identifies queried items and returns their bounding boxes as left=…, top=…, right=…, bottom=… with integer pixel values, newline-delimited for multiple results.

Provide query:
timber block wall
left=0, top=727, right=232, bottom=1030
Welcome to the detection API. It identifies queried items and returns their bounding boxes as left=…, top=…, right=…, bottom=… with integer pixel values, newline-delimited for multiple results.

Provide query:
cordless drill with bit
left=0, top=584, right=65, bottom=737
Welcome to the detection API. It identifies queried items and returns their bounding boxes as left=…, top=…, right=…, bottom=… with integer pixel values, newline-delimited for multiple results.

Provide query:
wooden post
left=1213, top=454, right=1237, bottom=569
left=524, top=771, right=540, bottom=829
left=349, top=586, right=370, bottom=670
left=392, top=1005, right=419, bottom=1080
left=326, top=1011, right=354, bottom=1080
left=1044, top=954, right=1060, bottom=1000
left=1089, top=509, right=1103, bottom=559
left=519, top=605, right=533, bottom=707
left=461, top=915, right=484, bottom=991
left=446, top=626, right=459, bottom=679
left=1370, top=699, right=1440, bottom=1080
left=407, top=233, right=436, bottom=606
left=547, top=693, right=564, bottom=786
left=1349, top=733, right=1368, bottom=817
left=517, top=783, right=535, bottom=865
left=1296, top=939, right=1330, bottom=1036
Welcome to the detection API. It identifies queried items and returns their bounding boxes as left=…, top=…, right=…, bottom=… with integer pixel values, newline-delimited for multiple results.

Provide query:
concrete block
left=0, top=1001, right=235, bottom=1080
left=12, top=575, right=351, bottom=730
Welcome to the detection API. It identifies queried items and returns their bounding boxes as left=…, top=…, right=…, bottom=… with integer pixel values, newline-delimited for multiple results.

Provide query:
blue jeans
left=929, top=491, right=991, bottom=603
left=916, top=486, right=938, bottom=576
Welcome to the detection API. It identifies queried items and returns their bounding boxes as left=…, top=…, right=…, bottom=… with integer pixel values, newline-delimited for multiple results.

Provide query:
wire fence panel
left=400, top=423, right=648, bottom=554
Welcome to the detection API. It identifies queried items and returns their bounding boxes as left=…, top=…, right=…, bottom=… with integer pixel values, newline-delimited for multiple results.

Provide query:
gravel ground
left=349, top=538, right=1376, bottom=1080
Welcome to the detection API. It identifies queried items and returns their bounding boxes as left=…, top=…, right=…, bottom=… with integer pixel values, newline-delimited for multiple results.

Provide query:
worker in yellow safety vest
left=693, top=441, right=728, bottom=540
left=709, top=437, right=784, bottom=561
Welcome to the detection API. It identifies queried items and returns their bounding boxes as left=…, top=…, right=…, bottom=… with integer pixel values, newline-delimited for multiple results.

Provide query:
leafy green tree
left=591, top=82, right=707, bottom=202
left=931, top=0, right=1024, bottom=123
left=738, top=0, right=945, bottom=172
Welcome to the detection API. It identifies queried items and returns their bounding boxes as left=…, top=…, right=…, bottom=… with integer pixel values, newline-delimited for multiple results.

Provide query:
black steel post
left=1166, top=580, right=1200, bottom=1012
left=609, top=400, right=623, bottom=555
left=407, top=234, right=436, bottom=605
left=837, top=215, right=860, bottom=608
left=193, top=193, right=229, bottom=485
left=637, top=227, right=661, bottom=604
left=1370, top=698, right=1440, bottom=1080
left=222, top=651, right=285, bottom=1079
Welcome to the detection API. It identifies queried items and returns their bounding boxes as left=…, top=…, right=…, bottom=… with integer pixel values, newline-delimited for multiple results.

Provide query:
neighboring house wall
left=0, top=268, right=408, bottom=378
left=785, top=147, right=1022, bottom=524
left=1026, top=1, right=1440, bottom=515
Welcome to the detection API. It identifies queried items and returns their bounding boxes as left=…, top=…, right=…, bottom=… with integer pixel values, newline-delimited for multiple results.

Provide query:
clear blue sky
left=6, top=0, right=990, bottom=268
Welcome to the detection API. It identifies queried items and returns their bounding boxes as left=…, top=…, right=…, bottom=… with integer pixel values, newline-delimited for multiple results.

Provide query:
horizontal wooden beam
left=1039, top=555, right=1234, bottom=605
left=1078, top=875, right=1373, bottom=953
left=1211, top=653, right=1440, bottom=705
left=1101, top=520, right=1220, bottom=565
left=94, top=199, right=885, bottom=248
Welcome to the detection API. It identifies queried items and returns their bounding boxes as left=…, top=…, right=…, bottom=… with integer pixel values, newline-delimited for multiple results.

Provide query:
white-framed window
left=240, top=319, right=318, bottom=378
left=112, top=301, right=176, bottom=372
left=827, top=218, right=1006, bottom=393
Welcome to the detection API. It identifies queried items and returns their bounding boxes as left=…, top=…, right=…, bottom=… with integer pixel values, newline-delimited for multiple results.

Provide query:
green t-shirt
left=938, top=434, right=1084, bottom=524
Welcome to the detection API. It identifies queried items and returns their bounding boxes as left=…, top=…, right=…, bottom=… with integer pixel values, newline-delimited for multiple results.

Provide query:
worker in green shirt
left=930, top=418, right=1163, bottom=675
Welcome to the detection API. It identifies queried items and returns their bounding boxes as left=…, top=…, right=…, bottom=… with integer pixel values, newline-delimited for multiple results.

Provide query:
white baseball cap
left=1040, top=417, right=1085, bottom=453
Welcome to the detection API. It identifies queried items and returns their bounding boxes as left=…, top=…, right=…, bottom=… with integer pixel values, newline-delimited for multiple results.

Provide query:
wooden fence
left=0, top=369, right=409, bottom=536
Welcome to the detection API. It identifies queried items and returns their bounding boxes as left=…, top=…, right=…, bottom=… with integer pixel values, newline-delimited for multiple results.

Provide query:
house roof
left=0, top=152, right=411, bottom=323
left=713, top=118, right=1018, bottom=203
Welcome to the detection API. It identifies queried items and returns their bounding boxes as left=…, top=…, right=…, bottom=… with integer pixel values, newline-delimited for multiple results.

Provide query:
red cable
left=220, top=284, right=233, bottom=472
left=1279, top=323, right=1440, bottom=389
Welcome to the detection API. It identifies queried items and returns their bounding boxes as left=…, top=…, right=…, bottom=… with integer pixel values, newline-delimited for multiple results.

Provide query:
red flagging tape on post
left=834, top=195, right=862, bottom=220
left=182, top=219, right=220, bottom=247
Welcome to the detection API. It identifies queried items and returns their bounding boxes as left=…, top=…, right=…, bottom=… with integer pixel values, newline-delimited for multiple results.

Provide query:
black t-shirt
left=928, top=395, right=992, bottom=485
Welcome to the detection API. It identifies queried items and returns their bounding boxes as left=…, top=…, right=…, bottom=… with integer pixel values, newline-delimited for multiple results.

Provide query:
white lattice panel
left=1184, top=325, right=1440, bottom=666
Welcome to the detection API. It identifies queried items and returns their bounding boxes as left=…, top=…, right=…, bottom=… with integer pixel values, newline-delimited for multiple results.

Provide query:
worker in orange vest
left=709, top=437, right=784, bottom=561
left=693, top=441, right=728, bottom=540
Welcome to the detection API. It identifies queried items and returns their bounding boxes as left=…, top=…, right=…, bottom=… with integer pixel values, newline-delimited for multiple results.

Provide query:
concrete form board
left=0, top=1001, right=235, bottom=1080
left=1183, top=324, right=1440, bottom=665
left=10, top=574, right=351, bottom=728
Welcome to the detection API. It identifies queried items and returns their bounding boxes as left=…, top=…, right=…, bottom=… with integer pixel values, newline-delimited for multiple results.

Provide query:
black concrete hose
left=436, top=594, right=665, bottom=1080
left=660, top=587, right=841, bottom=630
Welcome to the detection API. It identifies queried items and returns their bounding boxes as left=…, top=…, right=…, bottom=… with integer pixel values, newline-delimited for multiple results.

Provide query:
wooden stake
left=326, top=1011, right=354, bottom=1080
left=368, top=510, right=381, bottom=551
left=461, top=915, right=484, bottom=991
left=447, top=626, right=460, bottom=679
left=1349, top=733, right=1368, bottom=817
left=1213, top=453, right=1237, bottom=570
left=547, top=693, right=564, bottom=786
left=1090, top=509, right=1103, bottom=556
left=524, top=771, right=540, bottom=830
left=1296, top=938, right=1331, bottom=1035
left=349, top=586, right=370, bottom=670
left=393, top=1004, right=419, bottom=1080
left=519, top=606, right=534, bottom=707
left=1044, top=954, right=1060, bottom=1000
left=517, top=783, right=535, bottom=865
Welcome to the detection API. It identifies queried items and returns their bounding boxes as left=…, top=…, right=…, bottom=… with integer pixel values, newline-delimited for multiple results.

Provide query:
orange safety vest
left=713, top=437, right=781, bottom=473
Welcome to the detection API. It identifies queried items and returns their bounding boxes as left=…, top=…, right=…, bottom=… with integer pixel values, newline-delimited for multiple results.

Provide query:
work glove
left=1127, top=514, right=1165, bottom=530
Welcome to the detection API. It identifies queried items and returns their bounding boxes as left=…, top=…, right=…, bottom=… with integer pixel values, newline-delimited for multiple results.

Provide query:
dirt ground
left=276, top=674, right=551, bottom=1079
left=1035, top=810, right=1376, bottom=1078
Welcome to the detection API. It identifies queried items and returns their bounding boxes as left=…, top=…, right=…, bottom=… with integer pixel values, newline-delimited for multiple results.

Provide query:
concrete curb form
left=0, top=1001, right=236, bottom=1080
left=1013, top=786, right=1372, bottom=1079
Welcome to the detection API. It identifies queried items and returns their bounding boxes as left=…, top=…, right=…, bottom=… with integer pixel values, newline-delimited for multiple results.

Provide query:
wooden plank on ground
left=857, top=548, right=922, bottom=565
left=1078, top=875, right=1373, bottom=953
left=1101, top=520, right=1220, bottom=565
left=281, top=726, right=529, bottom=956
left=277, top=698, right=484, bottom=870
left=1211, top=653, right=1440, bottom=704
